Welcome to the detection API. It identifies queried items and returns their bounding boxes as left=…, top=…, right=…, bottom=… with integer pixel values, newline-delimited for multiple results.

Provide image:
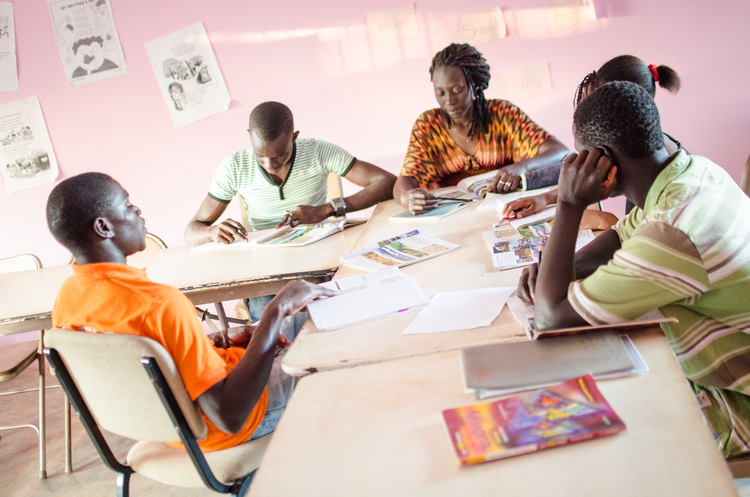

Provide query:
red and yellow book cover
left=441, top=374, right=625, bottom=466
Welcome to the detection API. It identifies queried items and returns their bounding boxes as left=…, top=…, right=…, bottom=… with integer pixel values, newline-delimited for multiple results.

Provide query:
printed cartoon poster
left=0, top=3, right=18, bottom=91
left=145, top=23, right=231, bottom=128
left=47, top=0, right=127, bottom=86
left=0, top=96, right=59, bottom=194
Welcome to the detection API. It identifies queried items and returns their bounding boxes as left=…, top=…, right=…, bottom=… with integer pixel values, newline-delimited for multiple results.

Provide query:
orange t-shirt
left=51, top=262, right=267, bottom=452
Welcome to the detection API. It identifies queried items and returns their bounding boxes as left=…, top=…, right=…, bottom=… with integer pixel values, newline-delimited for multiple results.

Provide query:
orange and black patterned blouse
left=401, top=99, right=551, bottom=189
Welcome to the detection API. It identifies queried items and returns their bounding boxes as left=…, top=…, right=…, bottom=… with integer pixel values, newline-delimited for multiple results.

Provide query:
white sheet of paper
left=367, top=3, right=420, bottom=43
left=48, top=0, right=128, bottom=86
left=0, top=3, right=18, bottom=91
left=401, top=286, right=516, bottom=335
left=0, top=96, right=59, bottom=194
left=500, top=62, right=553, bottom=100
left=457, top=8, right=507, bottom=45
left=145, top=22, right=231, bottom=128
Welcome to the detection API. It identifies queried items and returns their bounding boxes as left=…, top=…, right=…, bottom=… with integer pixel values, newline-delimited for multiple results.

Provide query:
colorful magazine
left=339, top=230, right=461, bottom=272
left=483, top=229, right=595, bottom=271
left=441, top=374, right=625, bottom=466
left=253, top=219, right=365, bottom=247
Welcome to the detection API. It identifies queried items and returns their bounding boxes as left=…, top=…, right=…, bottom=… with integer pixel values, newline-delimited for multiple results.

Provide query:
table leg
left=65, top=396, right=72, bottom=473
left=38, top=329, right=47, bottom=479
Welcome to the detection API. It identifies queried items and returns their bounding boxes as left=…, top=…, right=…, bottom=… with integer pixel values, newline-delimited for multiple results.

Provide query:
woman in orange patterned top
left=394, top=43, right=569, bottom=214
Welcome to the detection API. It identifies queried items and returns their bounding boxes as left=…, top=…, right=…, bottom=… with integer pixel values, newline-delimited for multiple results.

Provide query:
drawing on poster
left=48, top=0, right=127, bottom=86
left=145, top=23, right=231, bottom=127
left=0, top=96, right=59, bottom=194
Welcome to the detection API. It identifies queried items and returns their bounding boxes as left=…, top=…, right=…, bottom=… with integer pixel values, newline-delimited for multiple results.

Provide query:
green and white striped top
left=568, top=150, right=750, bottom=458
left=209, top=138, right=355, bottom=230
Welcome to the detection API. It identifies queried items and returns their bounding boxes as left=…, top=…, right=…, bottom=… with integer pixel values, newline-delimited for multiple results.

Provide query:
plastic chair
left=44, top=328, right=270, bottom=497
left=0, top=253, right=48, bottom=478
left=739, top=153, right=750, bottom=196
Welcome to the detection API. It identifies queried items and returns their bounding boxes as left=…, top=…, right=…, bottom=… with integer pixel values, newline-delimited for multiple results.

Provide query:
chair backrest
left=0, top=253, right=42, bottom=274
left=326, top=172, right=343, bottom=202
left=740, top=153, right=750, bottom=196
left=44, top=328, right=207, bottom=442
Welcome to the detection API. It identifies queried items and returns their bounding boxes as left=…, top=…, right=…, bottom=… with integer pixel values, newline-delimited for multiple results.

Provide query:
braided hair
left=430, top=44, right=491, bottom=139
left=574, top=55, right=681, bottom=107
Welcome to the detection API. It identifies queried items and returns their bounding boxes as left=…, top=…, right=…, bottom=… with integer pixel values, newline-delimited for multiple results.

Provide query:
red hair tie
left=648, top=64, right=659, bottom=82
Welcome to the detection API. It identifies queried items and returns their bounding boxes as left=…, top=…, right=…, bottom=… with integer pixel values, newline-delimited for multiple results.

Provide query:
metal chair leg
left=215, top=302, right=230, bottom=330
left=38, top=329, right=47, bottom=479
left=65, top=395, right=72, bottom=473
left=117, top=471, right=131, bottom=497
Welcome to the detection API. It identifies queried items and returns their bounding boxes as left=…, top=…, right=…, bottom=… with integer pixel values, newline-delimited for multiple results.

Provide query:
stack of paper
left=307, top=268, right=430, bottom=332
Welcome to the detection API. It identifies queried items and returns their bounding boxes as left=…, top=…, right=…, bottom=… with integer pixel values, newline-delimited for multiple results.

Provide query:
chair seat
left=127, top=433, right=272, bottom=487
left=0, top=340, right=39, bottom=381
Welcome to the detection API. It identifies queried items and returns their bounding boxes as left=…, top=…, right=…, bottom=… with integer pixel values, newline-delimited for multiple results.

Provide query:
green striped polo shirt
left=568, top=150, right=750, bottom=458
left=209, top=138, right=356, bottom=230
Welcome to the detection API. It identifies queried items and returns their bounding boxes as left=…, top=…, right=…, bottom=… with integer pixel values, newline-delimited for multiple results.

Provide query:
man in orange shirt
left=46, top=172, right=335, bottom=450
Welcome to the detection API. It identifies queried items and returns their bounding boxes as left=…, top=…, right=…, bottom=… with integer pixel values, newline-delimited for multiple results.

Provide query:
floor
left=4, top=367, right=750, bottom=496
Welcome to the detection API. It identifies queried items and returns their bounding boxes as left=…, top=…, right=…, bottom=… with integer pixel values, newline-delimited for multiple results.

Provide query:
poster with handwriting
left=0, top=96, right=59, bottom=194
left=0, top=3, right=17, bottom=91
left=367, top=3, right=420, bottom=43
left=47, top=0, right=127, bottom=86
left=145, top=23, right=231, bottom=128
left=500, top=63, right=553, bottom=100
left=551, top=0, right=596, bottom=30
left=458, top=8, right=507, bottom=46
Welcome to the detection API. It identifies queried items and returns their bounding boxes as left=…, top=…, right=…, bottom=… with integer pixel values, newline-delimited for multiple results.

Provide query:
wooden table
left=282, top=199, right=528, bottom=376
left=252, top=327, right=739, bottom=497
left=0, top=224, right=364, bottom=336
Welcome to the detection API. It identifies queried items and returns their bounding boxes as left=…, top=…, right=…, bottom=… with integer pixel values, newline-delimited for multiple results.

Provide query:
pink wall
left=2, top=0, right=749, bottom=269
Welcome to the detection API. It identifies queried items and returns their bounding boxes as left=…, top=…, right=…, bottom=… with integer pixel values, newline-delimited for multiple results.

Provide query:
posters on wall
left=47, top=0, right=127, bottom=86
left=367, top=3, right=420, bottom=43
left=144, top=22, right=231, bottom=128
left=0, top=96, right=59, bottom=194
left=500, top=63, right=554, bottom=100
left=551, top=0, right=597, bottom=30
left=0, top=3, right=18, bottom=92
left=457, top=8, right=507, bottom=46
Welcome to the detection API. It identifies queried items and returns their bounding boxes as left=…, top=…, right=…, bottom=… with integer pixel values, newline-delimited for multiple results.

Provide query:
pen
left=501, top=213, right=517, bottom=221
left=435, top=199, right=466, bottom=204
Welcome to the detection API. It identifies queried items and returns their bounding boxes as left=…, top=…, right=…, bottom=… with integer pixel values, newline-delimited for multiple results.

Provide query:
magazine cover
left=441, top=374, right=625, bottom=466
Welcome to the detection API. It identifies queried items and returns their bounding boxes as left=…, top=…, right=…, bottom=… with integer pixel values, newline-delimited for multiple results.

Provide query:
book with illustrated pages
left=450, top=162, right=563, bottom=199
left=389, top=202, right=469, bottom=222
left=461, top=330, right=650, bottom=399
left=339, top=230, right=460, bottom=272
left=482, top=230, right=595, bottom=271
left=504, top=293, right=678, bottom=340
left=441, top=374, right=626, bottom=466
left=252, top=219, right=366, bottom=247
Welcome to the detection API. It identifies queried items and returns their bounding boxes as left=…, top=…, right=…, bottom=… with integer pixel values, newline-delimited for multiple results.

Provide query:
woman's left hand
left=491, top=164, right=525, bottom=193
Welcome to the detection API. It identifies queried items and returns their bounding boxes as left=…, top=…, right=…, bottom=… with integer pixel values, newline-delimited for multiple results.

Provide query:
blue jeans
left=246, top=295, right=308, bottom=439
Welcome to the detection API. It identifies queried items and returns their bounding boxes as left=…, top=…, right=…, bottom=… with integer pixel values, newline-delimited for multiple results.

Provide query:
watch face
left=331, top=197, right=346, bottom=216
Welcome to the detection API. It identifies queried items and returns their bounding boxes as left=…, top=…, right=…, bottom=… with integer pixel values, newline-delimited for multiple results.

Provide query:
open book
left=483, top=229, right=595, bottom=271
left=441, top=374, right=626, bottom=466
left=252, top=219, right=366, bottom=247
left=505, top=293, right=678, bottom=340
left=339, top=229, right=461, bottom=272
left=388, top=202, right=468, bottom=223
left=306, top=268, right=430, bottom=332
left=449, top=162, right=563, bottom=199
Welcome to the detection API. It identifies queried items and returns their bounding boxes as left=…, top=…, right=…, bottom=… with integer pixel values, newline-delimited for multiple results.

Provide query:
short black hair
left=47, top=172, right=118, bottom=253
left=430, top=43, right=491, bottom=139
left=573, top=81, right=663, bottom=158
left=249, top=102, right=294, bottom=142
left=72, top=36, right=104, bottom=54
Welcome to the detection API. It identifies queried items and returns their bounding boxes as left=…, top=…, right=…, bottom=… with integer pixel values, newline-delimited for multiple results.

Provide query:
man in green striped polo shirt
left=518, top=81, right=750, bottom=458
left=185, top=101, right=395, bottom=244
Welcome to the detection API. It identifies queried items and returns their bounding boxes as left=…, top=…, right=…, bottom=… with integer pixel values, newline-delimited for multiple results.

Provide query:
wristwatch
left=330, top=197, right=347, bottom=217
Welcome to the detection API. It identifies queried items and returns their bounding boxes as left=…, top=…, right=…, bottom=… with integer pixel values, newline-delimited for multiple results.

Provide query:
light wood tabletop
left=0, top=224, right=364, bottom=335
left=282, top=199, right=529, bottom=376
left=253, top=327, right=738, bottom=497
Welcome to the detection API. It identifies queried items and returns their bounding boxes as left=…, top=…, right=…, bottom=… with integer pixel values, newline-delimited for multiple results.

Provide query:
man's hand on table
left=276, top=204, right=334, bottom=228
left=208, top=218, right=248, bottom=244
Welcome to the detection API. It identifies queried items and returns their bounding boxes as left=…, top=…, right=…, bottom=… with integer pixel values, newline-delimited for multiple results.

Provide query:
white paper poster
left=457, top=8, right=507, bottom=46
left=48, top=0, right=127, bottom=86
left=0, top=3, right=18, bottom=91
left=551, top=0, right=596, bottom=30
left=367, top=3, right=420, bottom=43
left=0, top=96, right=58, bottom=194
left=145, top=23, right=231, bottom=128
left=500, top=62, right=553, bottom=100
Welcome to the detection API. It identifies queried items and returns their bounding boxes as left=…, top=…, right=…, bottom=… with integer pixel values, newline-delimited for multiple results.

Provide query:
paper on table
left=401, top=286, right=516, bottom=335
